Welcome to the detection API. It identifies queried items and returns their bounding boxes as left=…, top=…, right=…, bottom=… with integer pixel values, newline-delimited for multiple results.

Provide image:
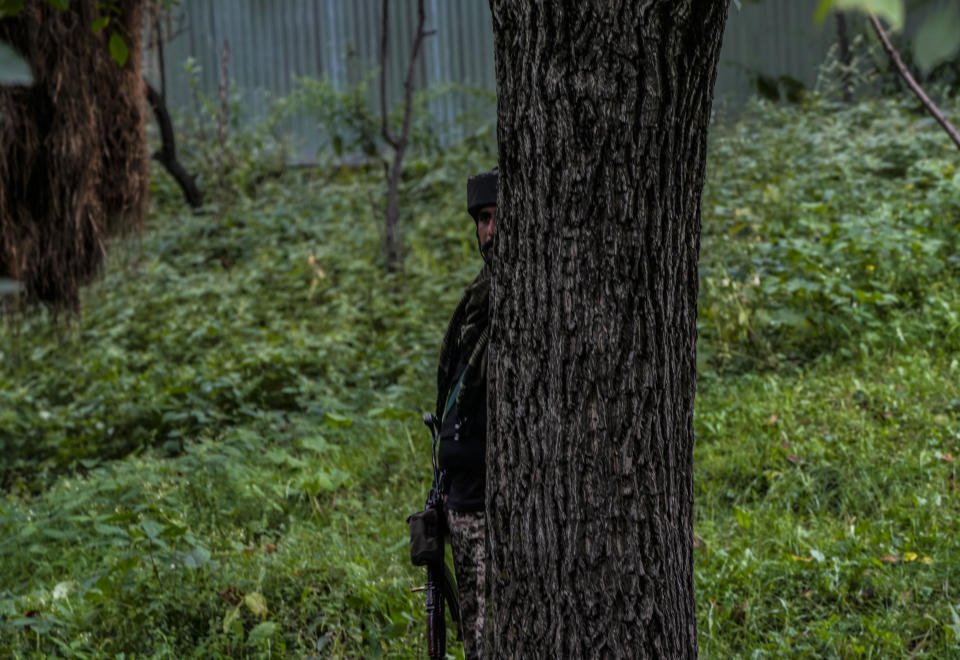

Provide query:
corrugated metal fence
left=146, top=1, right=897, bottom=160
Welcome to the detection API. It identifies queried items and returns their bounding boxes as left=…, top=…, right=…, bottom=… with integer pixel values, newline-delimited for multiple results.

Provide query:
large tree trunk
left=0, top=0, right=148, bottom=311
left=486, top=1, right=728, bottom=657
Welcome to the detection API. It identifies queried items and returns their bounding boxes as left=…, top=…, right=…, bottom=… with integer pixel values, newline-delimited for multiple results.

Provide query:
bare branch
left=381, top=0, right=433, bottom=272
left=868, top=15, right=960, bottom=151
left=398, top=0, right=430, bottom=152
left=380, top=0, right=399, bottom=150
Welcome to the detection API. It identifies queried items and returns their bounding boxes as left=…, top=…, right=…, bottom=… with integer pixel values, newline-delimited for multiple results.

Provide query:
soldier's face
left=476, top=205, right=496, bottom=262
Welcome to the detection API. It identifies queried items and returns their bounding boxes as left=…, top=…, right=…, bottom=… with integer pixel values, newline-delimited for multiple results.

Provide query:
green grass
left=2, top=92, right=960, bottom=657
left=696, top=353, right=960, bottom=657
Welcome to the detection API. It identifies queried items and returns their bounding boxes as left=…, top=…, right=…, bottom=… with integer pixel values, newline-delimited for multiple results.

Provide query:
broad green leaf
left=264, top=448, right=306, bottom=467
left=222, top=605, right=241, bottom=634
left=368, top=406, right=414, bottom=420
left=108, top=31, right=129, bottom=67
left=913, top=5, right=960, bottom=73
left=0, top=43, right=31, bottom=85
left=93, top=522, right=127, bottom=537
left=42, top=528, right=70, bottom=540
left=733, top=505, right=752, bottom=530
left=46, top=0, right=68, bottom=10
left=301, top=471, right=335, bottom=496
left=112, top=555, right=139, bottom=574
left=182, top=546, right=211, bottom=569
left=299, top=436, right=333, bottom=453
left=140, top=519, right=163, bottom=540
left=815, top=0, right=904, bottom=31
left=243, top=591, right=268, bottom=619
left=246, top=621, right=278, bottom=646
left=323, top=411, right=352, bottom=428
left=770, top=308, right=808, bottom=328
left=159, top=522, right=187, bottom=538
left=91, top=16, right=110, bottom=33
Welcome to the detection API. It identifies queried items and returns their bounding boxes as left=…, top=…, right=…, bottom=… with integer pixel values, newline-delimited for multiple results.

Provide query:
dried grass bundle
left=0, top=0, right=147, bottom=311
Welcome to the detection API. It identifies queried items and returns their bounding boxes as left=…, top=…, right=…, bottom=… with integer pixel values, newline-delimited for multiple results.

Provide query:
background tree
left=868, top=13, right=960, bottom=150
left=487, top=1, right=729, bottom=657
left=379, top=0, right=431, bottom=272
left=812, top=0, right=960, bottom=147
left=144, top=2, right=202, bottom=209
left=0, top=0, right=148, bottom=311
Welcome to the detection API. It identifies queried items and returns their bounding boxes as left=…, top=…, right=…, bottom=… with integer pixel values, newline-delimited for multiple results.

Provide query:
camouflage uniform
left=447, top=509, right=487, bottom=659
left=435, top=267, right=489, bottom=658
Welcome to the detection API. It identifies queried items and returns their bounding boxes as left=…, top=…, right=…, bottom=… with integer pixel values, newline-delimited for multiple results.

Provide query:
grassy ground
left=1, top=94, right=960, bottom=658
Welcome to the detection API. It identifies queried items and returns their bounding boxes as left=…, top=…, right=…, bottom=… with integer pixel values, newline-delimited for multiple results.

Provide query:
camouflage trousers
left=446, top=509, right=486, bottom=660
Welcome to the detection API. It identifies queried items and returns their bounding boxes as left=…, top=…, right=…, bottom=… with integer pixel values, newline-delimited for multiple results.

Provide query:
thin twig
left=868, top=15, right=960, bottom=151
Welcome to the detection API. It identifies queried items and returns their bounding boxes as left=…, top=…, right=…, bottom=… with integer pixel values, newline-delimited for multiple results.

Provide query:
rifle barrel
left=425, top=564, right=446, bottom=659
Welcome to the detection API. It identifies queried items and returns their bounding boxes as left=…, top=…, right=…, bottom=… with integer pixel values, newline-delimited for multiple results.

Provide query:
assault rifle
left=407, top=413, right=461, bottom=659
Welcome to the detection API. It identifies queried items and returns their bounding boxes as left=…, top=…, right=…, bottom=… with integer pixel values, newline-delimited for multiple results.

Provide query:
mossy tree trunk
left=486, top=1, right=728, bottom=657
left=0, top=0, right=148, bottom=311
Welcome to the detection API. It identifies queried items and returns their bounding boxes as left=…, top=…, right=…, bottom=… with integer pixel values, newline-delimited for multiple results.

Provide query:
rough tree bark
left=487, top=1, right=728, bottom=657
left=0, top=0, right=148, bottom=310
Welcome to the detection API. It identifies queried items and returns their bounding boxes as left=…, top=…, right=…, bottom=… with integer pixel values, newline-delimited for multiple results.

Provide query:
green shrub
left=700, top=95, right=960, bottom=373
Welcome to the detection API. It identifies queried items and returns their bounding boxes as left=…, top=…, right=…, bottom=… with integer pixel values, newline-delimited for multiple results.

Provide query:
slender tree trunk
left=487, top=1, right=728, bottom=657
left=145, top=8, right=202, bottom=209
left=379, top=0, right=431, bottom=273
left=145, top=81, right=203, bottom=209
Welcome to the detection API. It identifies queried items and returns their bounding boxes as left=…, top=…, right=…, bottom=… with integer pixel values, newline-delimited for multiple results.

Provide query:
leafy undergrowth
left=1, top=92, right=960, bottom=657
left=700, top=96, right=960, bottom=373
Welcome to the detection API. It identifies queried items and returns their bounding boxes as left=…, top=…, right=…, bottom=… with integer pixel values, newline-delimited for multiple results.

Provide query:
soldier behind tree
left=434, top=168, right=496, bottom=659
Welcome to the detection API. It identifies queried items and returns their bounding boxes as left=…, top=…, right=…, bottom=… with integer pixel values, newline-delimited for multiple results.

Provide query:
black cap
left=466, top=169, right=498, bottom=220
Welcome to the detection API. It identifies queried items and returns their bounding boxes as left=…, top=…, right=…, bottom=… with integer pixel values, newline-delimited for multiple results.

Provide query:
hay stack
left=0, top=0, right=148, bottom=311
